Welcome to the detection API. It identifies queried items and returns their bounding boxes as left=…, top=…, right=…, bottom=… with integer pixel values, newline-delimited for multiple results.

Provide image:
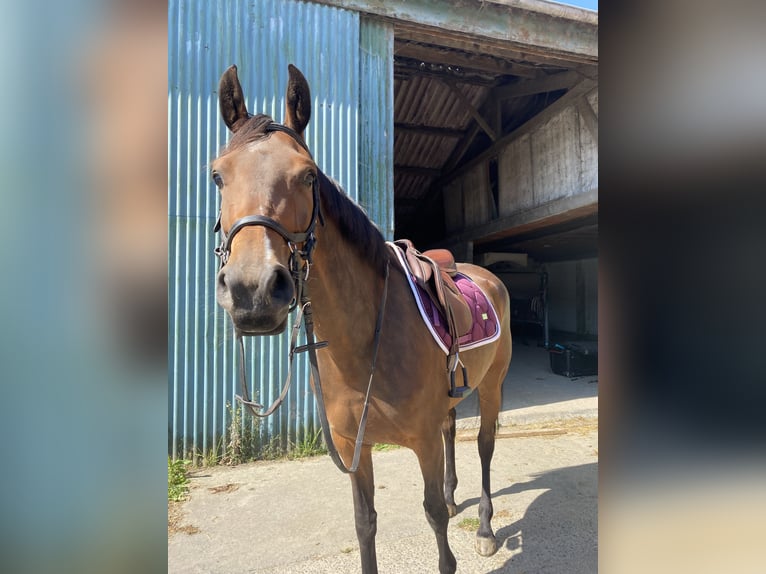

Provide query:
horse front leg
left=346, top=443, right=378, bottom=574
left=441, top=407, right=458, bottom=518
left=416, top=433, right=457, bottom=574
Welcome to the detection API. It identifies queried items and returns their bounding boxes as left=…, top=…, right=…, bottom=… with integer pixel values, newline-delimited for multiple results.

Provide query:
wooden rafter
left=443, top=123, right=482, bottom=174
left=440, top=78, right=597, bottom=186
left=576, top=94, right=598, bottom=145
left=394, top=40, right=539, bottom=79
left=402, top=78, right=597, bottom=230
left=494, top=70, right=581, bottom=100
left=394, top=122, right=464, bottom=138
left=439, top=79, right=497, bottom=141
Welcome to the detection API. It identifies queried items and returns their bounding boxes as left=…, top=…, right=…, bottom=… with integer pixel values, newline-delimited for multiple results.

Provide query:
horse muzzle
left=216, top=263, right=294, bottom=335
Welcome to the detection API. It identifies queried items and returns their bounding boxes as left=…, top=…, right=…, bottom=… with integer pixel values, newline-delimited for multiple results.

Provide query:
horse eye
left=304, top=172, right=316, bottom=186
left=212, top=172, right=224, bottom=188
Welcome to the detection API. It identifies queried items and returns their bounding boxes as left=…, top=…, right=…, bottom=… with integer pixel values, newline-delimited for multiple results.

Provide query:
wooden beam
left=406, top=77, right=596, bottom=229
left=395, top=39, right=539, bottom=79
left=394, top=58, right=497, bottom=86
left=494, top=70, right=581, bottom=100
left=403, top=78, right=598, bottom=236
left=576, top=94, right=598, bottom=145
left=395, top=26, right=598, bottom=69
left=443, top=123, right=481, bottom=174
left=311, top=0, right=598, bottom=62
left=439, top=79, right=497, bottom=141
left=439, top=78, right=596, bottom=187
left=394, top=122, right=464, bottom=138
left=395, top=165, right=442, bottom=177
left=434, top=188, right=598, bottom=247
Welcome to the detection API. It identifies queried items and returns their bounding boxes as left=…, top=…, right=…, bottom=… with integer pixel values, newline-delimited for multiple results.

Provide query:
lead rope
left=305, top=259, right=390, bottom=474
left=236, top=258, right=390, bottom=474
left=235, top=303, right=325, bottom=417
left=235, top=238, right=322, bottom=417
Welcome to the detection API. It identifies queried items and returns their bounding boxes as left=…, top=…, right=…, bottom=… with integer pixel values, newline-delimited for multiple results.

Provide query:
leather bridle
left=213, top=123, right=322, bottom=310
left=212, top=121, right=389, bottom=474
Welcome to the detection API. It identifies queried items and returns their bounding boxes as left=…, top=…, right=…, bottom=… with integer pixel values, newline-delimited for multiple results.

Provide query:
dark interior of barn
left=390, top=21, right=598, bottom=357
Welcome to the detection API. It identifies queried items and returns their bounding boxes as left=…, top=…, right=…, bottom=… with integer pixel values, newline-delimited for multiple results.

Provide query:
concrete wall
left=546, top=257, right=598, bottom=336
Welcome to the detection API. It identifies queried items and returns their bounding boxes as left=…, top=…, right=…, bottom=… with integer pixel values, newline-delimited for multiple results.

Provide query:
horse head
left=211, top=64, right=317, bottom=335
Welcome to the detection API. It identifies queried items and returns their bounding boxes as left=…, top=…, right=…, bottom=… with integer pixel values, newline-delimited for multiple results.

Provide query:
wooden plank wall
left=463, top=163, right=493, bottom=227
left=447, top=89, right=598, bottom=234
left=444, top=162, right=493, bottom=232
left=499, top=90, right=598, bottom=217
left=444, top=179, right=463, bottom=233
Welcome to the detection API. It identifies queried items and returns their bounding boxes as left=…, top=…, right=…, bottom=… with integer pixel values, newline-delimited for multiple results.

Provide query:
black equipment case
left=549, top=341, right=598, bottom=378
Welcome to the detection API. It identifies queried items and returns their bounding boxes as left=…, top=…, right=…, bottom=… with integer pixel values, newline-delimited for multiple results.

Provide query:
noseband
left=211, top=120, right=390, bottom=474
left=213, top=122, right=323, bottom=310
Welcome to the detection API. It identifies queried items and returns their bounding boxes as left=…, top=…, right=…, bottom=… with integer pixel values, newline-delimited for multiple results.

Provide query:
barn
left=168, top=0, right=598, bottom=459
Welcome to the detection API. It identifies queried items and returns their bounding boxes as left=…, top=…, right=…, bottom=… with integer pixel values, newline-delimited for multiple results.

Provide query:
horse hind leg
left=441, top=407, right=458, bottom=518
left=475, top=376, right=503, bottom=557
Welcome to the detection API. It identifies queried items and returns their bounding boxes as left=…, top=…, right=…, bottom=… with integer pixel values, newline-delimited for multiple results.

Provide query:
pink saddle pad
left=414, top=273, right=500, bottom=354
left=390, top=243, right=501, bottom=355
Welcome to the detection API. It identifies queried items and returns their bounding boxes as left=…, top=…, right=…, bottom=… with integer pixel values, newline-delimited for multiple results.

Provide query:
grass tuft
left=168, top=458, right=191, bottom=502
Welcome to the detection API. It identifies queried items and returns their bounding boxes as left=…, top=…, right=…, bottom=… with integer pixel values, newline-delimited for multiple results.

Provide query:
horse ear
left=284, top=64, right=311, bottom=137
left=219, top=65, right=249, bottom=133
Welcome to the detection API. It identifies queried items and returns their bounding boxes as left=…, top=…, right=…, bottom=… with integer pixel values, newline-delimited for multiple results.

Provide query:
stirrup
left=447, top=354, right=471, bottom=398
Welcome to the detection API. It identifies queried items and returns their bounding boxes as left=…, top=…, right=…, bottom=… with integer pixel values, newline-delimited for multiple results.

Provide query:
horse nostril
left=271, top=268, right=294, bottom=304
left=217, top=270, right=227, bottom=290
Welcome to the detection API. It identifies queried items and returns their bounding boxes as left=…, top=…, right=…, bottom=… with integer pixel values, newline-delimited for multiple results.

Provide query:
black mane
left=317, top=171, right=391, bottom=278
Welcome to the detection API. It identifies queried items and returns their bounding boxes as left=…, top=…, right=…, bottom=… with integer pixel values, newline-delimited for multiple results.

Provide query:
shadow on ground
left=459, top=463, right=598, bottom=574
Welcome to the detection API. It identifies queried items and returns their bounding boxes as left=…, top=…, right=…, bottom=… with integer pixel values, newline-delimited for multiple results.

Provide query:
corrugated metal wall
left=169, top=0, right=393, bottom=460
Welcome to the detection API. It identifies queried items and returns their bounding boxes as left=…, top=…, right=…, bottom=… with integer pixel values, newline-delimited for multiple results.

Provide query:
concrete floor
left=169, top=343, right=598, bottom=573
left=456, top=341, right=598, bottom=429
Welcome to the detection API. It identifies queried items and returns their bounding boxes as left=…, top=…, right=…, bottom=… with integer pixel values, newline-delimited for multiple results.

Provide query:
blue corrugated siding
left=359, top=18, right=395, bottom=239
left=169, top=0, right=392, bottom=459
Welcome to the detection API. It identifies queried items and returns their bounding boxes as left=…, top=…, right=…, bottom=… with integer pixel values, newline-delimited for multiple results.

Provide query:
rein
left=213, top=121, right=388, bottom=474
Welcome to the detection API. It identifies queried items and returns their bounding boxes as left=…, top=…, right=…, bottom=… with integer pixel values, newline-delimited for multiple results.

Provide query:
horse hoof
left=447, top=503, right=458, bottom=518
left=475, top=534, right=498, bottom=557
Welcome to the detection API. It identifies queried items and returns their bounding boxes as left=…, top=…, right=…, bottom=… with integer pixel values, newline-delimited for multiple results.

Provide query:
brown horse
left=210, top=63, right=512, bottom=574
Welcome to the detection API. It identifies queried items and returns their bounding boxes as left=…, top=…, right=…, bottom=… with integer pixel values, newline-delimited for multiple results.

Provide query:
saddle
left=393, top=240, right=473, bottom=397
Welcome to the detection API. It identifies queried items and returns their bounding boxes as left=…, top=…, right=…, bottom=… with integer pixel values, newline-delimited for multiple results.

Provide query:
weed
left=257, top=436, right=287, bottom=461
left=220, top=402, right=260, bottom=465
left=203, top=438, right=224, bottom=467
left=288, top=428, right=327, bottom=459
left=168, top=458, right=191, bottom=502
left=457, top=517, right=480, bottom=531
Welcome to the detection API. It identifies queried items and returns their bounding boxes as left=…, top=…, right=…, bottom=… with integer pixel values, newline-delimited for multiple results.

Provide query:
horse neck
left=307, top=217, right=385, bottom=365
